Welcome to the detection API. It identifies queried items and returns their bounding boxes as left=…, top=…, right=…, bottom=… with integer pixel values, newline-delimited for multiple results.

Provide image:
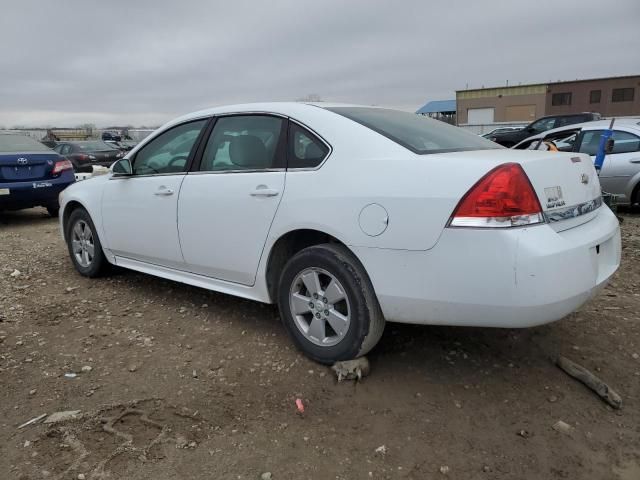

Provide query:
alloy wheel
left=289, top=267, right=351, bottom=347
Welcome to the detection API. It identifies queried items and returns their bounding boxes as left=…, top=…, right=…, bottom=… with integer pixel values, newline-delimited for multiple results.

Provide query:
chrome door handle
left=154, top=186, right=174, bottom=196
left=250, top=187, right=279, bottom=197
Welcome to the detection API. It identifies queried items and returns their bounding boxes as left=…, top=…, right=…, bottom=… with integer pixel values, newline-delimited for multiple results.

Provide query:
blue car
left=0, top=134, right=75, bottom=217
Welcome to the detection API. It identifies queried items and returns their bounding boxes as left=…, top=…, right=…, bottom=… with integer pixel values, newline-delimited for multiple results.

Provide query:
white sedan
left=59, top=103, right=621, bottom=363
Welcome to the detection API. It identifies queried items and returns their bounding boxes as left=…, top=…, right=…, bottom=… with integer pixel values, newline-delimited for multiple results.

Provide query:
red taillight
left=75, top=154, right=89, bottom=162
left=449, top=163, right=544, bottom=228
left=52, top=160, right=73, bottom=175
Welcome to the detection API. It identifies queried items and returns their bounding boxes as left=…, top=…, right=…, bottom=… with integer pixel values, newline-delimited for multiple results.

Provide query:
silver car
left=513, top=119, right=640, bottom=205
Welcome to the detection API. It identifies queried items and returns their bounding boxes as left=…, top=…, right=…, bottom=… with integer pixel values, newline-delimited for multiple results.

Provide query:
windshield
left=76, top=141, right=117, bottom=151
left=0, top=134, right=53, bottom=153
left=326, top=107, right=501, bottom=154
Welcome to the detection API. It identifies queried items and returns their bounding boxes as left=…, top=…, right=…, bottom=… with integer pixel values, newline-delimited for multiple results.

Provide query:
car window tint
left=133, top=120, right=206, bottom=175
left=578, top=130, right=640, bottom=156
left=200, top=115, right=283, bottom=171
left=288, top=123, right=329, bottom=168
left=326, top=107, right=499, bottom=155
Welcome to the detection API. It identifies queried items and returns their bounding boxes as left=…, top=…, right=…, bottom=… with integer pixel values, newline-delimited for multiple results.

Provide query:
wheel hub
left=289, top=267, right=351, bottom=347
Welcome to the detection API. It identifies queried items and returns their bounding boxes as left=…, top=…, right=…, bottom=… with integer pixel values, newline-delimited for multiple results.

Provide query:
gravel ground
left=1, top=208, right=639, bottom=480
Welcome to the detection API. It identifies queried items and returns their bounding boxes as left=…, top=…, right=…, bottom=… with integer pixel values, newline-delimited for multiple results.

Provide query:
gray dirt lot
left=1, top=208, right=639, bottom=480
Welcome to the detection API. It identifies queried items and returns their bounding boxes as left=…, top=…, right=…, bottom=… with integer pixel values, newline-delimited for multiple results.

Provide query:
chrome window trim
left=194, top=111, right=334, bottom=173
left=187, top=168, right=286, bottom=175
left=544, top=196, right=603, bottom=223
left=109, top=172, right=186, bottom=180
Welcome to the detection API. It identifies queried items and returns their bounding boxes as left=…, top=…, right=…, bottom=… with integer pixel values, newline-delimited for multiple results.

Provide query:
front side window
left=199, top=115, right=284, bottom=171
left=288, top=123, right=329, bottom=168
left=552, top=92, right=572, bottom=106
left=326, top=107, right=499, bottom=155
left=612, top=88, right=635, bottom=102
left=577, top=130, right=640, bottom=156
left=133, top=120, right=206, bottom=175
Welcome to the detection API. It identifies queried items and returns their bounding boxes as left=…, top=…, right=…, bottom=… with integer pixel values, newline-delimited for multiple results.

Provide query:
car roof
left=162, top=102, right=378, bottom=129
left=534, top=118, right=640, bottom=136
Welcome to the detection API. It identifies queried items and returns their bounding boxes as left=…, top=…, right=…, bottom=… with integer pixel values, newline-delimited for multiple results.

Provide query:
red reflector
left=52, top=160, right=73, bottom=175
left=450, top=163, right=543, bottom=228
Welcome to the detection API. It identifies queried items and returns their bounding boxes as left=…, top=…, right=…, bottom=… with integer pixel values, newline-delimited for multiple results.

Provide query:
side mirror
left=112, top=158, right=132, bottom=176
left=605, top=138, right=615, bottom=154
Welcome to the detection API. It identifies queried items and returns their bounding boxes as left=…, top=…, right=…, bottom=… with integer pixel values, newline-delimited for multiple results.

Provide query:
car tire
left=278, top=243, right=385, bottom=364
left=46, top=205, right=59, bottom=217
left=65, top=208, right=110, bottom=277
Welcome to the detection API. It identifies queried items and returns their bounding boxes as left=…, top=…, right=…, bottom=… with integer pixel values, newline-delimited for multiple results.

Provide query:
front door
left=101, top=119, right=208, bottom=269
left=178, top=115, right=286, bottom=285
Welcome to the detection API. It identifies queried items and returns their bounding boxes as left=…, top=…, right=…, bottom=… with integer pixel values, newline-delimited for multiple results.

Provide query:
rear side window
left=326, top=107, right=499, bottom=155
left=288, top=123, right=329, bottom=168
left=0, top=134, right=52, bottom=153
left=577, top=130, right=640, bottom=155
left=199, top=115, right=284, bottom=172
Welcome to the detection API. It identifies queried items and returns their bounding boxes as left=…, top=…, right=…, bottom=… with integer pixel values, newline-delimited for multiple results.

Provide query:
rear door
left=177, top=114, right=286, bottom=285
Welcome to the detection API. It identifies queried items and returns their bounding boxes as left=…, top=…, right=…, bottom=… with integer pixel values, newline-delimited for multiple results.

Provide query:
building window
left=612, top=87, right=635, bottom=102
left=589, top=90, right=601, bottom=104
left=552, top=92, right=572, bottom=106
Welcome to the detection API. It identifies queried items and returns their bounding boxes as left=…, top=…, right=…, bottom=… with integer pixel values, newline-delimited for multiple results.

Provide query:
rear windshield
left=326, top=107, right=501, bottom=154
left=0, top=134, right=52, bottom=153
left=76, top=141, right=117, bottom=151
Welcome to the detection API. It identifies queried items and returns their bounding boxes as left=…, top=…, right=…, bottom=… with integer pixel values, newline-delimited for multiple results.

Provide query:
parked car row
left=487, top=112, right=601, bottom=147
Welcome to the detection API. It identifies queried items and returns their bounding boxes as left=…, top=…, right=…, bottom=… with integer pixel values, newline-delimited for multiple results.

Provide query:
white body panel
left=178, top=171, right=285, bottom=285
left=59, top=102, right=622, bottom=329
left=102, top=174, right=186, bottom=269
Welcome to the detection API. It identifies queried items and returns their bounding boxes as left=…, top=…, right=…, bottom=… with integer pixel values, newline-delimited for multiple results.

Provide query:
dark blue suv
left=0, top=134, right=75, bottom=217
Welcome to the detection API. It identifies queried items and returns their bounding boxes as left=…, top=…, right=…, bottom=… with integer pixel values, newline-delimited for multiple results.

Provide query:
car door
left=178, top=114, right=286, bottom=285
left=101, top=119, right=208, bottom=269
left=575, top=129, right=640, bottom=201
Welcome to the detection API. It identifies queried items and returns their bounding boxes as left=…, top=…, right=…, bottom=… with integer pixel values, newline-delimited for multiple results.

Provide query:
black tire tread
left=278, top=243, right=385, bottom=363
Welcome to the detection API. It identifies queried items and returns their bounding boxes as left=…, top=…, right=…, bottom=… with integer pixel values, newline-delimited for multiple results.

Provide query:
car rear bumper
left=0, top=171, right=75, bottom=210
left=352, top=206, right=621, bottom=327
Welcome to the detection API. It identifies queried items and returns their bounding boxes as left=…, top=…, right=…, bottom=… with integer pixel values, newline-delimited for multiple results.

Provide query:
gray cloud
left=1, top=0, right=638, bottom=127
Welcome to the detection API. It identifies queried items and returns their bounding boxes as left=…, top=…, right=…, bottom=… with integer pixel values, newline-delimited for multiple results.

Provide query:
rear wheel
left=65, top=208, right=110, bottom=277
left=277, top=244, right=385, bottom=364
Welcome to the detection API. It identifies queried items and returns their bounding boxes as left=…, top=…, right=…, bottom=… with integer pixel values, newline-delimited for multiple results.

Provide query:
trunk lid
left=0, top=152, right=60, bottom=182
left=517, top=151, right=601, bottom=231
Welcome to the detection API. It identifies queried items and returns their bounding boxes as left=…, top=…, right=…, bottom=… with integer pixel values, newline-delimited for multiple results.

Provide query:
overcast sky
left=1, top=0, right=638, bottom=128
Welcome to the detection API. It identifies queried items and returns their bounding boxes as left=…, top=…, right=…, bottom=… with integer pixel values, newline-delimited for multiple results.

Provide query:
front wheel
left=65, top=208, right=110, bottom=277
left=278, top=244, right=385, bottom=364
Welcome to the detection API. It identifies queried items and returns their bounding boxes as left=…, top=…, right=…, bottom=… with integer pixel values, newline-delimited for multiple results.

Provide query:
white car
left=59, top=103, right=621, bottom=363
left=513, top=118, right=640, bottom=205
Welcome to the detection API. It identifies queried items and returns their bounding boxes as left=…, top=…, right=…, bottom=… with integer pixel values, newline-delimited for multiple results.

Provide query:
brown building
left=456, top=75, right=640, bottom=125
